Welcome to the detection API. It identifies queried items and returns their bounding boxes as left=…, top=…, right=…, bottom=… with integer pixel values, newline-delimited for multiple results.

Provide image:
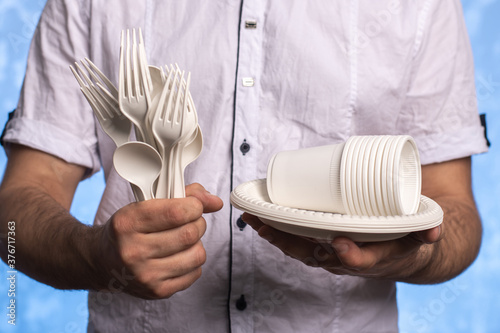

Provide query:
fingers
left=136, top=217, right=207, bottom=259
left=151, top=268, right=203, bottom=299
left=117, top=197, right=204, bottom=233
left=131, top=241, right=207, bottom=284
left=100, top=183, right=221, bottom=299
left=351, top=225, right=443, bottom=271
left=331, top=237, right=397, bottom=271
left=244, top=214, right=343, bottom=268
left=245, top=213, right=434, bottom=277
left=115, top=183, right=222, bottom=234
left=413, top=224, right=444, bottom=244
left=135, top=240, right=205, bottom=299
left=242, top=213, right=264, bottom=229
left=107, top=221, right=207, bottom=299
left=185, top=183, right=224, bottom=213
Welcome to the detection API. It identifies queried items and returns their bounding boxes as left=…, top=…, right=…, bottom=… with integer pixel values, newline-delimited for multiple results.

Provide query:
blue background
left=0, top=1, right=498, bottom=332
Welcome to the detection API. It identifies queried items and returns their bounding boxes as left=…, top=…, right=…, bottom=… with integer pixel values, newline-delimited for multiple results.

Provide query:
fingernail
left=332, top=242, right=349, bottom=254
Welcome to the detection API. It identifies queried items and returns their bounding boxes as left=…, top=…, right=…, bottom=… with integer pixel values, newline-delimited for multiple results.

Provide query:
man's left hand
left=243, top=212, right=443, bottom=280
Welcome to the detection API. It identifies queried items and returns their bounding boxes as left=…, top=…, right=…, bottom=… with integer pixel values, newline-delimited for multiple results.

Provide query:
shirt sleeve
left=2, top=0, right=101, bottom=177
left=397, top=0, right=488, bottom=165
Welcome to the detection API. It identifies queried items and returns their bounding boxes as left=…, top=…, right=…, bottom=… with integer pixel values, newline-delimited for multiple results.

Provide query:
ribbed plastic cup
left=266, top=135, right=421, bottom=216
left=392, top=136, right=421, bottom=215
left=266, top=143, right=346, bottom=214
left=340, top=135, right=421, bottom=216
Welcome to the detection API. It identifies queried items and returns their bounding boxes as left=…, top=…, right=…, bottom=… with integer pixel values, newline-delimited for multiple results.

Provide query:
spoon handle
left=156, top=146, right=173, bottom=199
left=131, top=183, right=146, bottom=201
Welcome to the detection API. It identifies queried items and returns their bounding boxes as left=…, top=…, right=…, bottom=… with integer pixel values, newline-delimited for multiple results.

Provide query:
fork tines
left=70, top=59, right=121, bottom=120
left=120, top=28, right=152, bottom=102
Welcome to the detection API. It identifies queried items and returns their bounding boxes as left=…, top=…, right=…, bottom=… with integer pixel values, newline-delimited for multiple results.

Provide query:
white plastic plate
left=230, top=179, right=443, bottom=242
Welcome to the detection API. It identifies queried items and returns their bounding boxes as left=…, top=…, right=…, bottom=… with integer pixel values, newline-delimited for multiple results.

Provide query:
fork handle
left=171, top=145, right=186, bottom=198
left=134, top=124, right=146, bottom=143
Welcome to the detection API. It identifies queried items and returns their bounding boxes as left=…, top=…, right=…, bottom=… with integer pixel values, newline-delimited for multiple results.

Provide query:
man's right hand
left=96, top=183, right=223, bottom=299
left=0, top=144, right=222, bottom=299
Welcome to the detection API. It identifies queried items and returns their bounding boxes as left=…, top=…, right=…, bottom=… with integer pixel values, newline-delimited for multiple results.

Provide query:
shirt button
left=236, top=295, right=247, bottom=311
left=240, top=139, right=250, bottom=155
left=245, top=20, right=257, bottom=29
left=236, top=216, right=247, bottom=230
left=242, top=77, right=255, bottom=87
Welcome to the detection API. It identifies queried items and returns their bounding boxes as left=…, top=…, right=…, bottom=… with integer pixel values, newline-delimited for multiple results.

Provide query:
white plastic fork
left=155, top=65, right=198, bottom=197
left=82, top=57, right=119, bottom=100
left=119, top=29, right=155, bottom=146
left=70, top=63, right=131, bottom=147
left=152, top=68, right=181, bottom=198
left=138, top=28, right=153, bottom=107
left=75, top=61, right=119, bottom=113
left=170, top=72, right=198, bottom=198
left=152, top=67, right=194, bottom=198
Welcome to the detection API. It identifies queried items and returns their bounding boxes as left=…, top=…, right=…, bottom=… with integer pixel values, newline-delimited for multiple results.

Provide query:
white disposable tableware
left=267, top=143, right=346, bottom=214
left=113, top=141, right=162, bottom=201
left=385, top=136, right=400, bottom=215
left=350, top=136, right=366, bottom=215
left=152, top=67, right=197, bottom=198
left=70, top=60, right=131, bottom=147
left=392, top=136, right=421, bottom=214
left=340, top=136, right=356, bottom=215
left=181, top=126, right=203, bottom=169
left=172, top=123, right=202, bottom=198
left=267, top=135, right=421, bottom=217
left=367, top=136, right=382, bottom=215
left=361, top=136, right=377, bottom=215
left=341, top=135, right=421, bottom=216
left=164, top=64, right=200, bottom=197
left=169, top=72, right=197, bottom=198
left=230, top=179, right=443, bottom=242
left=72, top=28, right=201, bottom=201
left=119, top=29, right=155, bottom=146
left=151, top=68, right=183, bottom=198
left=373, top=136, right=391, bottom=216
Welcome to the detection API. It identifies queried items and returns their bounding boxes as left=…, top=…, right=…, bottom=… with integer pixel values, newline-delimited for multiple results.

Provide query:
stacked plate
left=230, top=179, right=443, bottom=242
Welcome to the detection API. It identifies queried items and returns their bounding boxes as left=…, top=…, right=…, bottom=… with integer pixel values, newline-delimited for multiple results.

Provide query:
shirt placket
left=230, top=0, right=265, bottom=332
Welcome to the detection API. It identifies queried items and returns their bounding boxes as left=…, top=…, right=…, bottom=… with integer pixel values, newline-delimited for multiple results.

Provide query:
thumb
left=186, top=183, right=224, bottom=213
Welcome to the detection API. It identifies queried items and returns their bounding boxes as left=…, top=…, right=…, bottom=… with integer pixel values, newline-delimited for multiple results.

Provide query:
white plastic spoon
left=113, top=141, right=162, bottom=201
left=172, top=125, right=203, bottom=197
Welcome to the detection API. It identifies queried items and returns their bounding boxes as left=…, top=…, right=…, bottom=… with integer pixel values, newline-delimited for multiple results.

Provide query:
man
left=0, top=0, right=488, bottom=332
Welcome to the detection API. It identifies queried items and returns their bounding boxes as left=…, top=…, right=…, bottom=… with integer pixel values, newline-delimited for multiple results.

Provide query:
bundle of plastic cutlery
left=70, top=28, right=202, bottom=200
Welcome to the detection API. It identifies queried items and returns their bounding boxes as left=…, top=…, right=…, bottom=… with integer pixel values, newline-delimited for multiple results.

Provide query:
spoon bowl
left=113, top=141, right=162, bottom=201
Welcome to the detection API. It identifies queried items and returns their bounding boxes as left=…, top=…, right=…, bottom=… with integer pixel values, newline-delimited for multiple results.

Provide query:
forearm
left=0, top=184, right=104, bottom=290
left=399, top=196, right=482, bottom=284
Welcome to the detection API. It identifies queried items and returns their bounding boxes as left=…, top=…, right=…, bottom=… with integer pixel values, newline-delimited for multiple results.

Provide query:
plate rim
left=230, top=178, right=443, bottom=234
